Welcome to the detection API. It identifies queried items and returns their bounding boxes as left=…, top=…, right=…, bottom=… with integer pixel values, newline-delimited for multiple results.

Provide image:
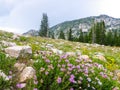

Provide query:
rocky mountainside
left=23, top=29, right=39, bottom=36
left=23, top=15, right=120, bottom=38
left=50, top=14, right=120, bottom=38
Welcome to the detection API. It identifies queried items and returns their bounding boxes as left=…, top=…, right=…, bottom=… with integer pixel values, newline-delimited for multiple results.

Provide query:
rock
left=94, top=52, right=106, bottom=61
left=19, top=67, right=36, bottom=82
left=5, top=46, right=32, bottom=58
left=46, top=44, right=53, bottom=49
left=51, top=48, right=63, bottom=55
left=1, top=41, right=16, bottom=47
left=66, top=52, right=76, bottom=56
left=0, top=70, right=9, bottom=80
left=14, top=63, right=26, bottom=72
left=81, top=55, right=89, bottom=60
left=94, top=55, right=106, bottom=61
left=12, top=34, right=20, bottom=40
left=114, top=70, right=120, bottom=80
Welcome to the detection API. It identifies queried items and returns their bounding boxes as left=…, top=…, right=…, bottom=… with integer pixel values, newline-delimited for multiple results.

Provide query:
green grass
left=0, top=30, right=120, bottom=89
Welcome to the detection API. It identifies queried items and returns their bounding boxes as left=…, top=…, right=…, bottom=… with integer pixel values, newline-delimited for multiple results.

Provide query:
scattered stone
left=81, top=55, right=89, bottom=60
left=94, top=55, right=106, bottom=61
left=0, top=70, right=9, bottom=80
left=46, top=44, right=53, bottom=49
left=14, top=63, right=26, bottom=72
left=12, top=34, right=20, bottom=40
left=94, top=52, right=106, bottom=61
left=5, top=46, right=32, bottom=58
left=114, top=70, right=120, bottom=80
left=1, top=41, right=16, bottom=47
left=66, top=52, right=76, bottom=56
left=19, top=67, right=36, bottom=82
left=51, top=48, right=63, bottom=55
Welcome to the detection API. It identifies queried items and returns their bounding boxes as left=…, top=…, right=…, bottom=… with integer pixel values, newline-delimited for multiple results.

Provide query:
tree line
left=39, top=13, right=120, bottom=46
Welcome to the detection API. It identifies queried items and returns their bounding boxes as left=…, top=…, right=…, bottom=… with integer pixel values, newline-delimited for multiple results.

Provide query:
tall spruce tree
left=39, top=13, right=49, bottom=37
left=79, top=29, right=84, bottom=42
left=59, top=30, right=65, bottom=39
left=68, top=28, right=72, bottom=41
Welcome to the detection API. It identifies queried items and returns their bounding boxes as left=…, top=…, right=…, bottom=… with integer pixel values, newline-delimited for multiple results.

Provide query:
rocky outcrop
left=5, top=46, right=32, bottom=59
left=14, top=63, right=26, bottom=72
left=1, top=41, right=16, bottom=47
left=19, top=67, right=36, bottom=82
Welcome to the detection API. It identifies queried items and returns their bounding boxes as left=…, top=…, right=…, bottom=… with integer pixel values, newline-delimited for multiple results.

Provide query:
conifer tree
left=68, top=28, right=72, bottom=41
left=39, top=13, right=49, bottom=37
left=59, top=30, right=65, bottom=39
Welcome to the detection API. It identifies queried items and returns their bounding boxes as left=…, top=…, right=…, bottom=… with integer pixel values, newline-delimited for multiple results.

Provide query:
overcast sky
left=0, top=0, right=120, bottom=34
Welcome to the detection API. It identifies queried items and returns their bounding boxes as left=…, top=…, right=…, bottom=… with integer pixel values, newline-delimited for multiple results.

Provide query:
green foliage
left=68, top=28, right=72, bottom=41
left=0, top=52, right=16, bottom=74
left=0, top=77, right=11, bottom=89
left=19, top=36, right=28, bottom=42
left=59, top=30, right=65, bottom=39
left=39, top=13, right=49, bottom=37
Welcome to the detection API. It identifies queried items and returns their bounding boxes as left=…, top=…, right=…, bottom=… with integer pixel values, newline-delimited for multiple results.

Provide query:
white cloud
left=0, top=0, right=120, bottom=34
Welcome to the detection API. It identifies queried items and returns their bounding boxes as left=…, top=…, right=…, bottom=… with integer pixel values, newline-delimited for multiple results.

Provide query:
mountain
left=23, top=29, right=39, bottom=36
left=50, top=14, right=120, bottom=38
left=23, top=15, right=120, bottom=38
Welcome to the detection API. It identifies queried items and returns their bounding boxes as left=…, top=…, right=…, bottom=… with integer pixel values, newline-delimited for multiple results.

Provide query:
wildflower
left=34, top=75, right=37, bottom=80
left=61, top=54, right=68, bottom=59
left=87, top=78, right=91, bottom=82
left=112, top=87, right=119, bottom=90
left=57, top=64, right=61, bottom=67
left=8, top=75, right=12, bottom=79
left=57, top=77, right=62, bottom=84
left=65, top=59, right=69, bottom=62
left=33, top=88, right=38, bottom=90
left=68, top=67, right=73, bottom=71
left=34, top=80, right=38, bottom=85
left=98, top=80, right=102, bottom=85
left=45, top=71, right=49, bottom=75
left=9, top=71, right=12, bottom=74
left=16, top=83, right=26, bottom=88
left=69, top=74, right=76, bottom=83
left=76, top=65, right=80, bottom=69
left=70, top=88, right=74, bottom=90
left=62, top=64, right=65, bottom=68
left=45, top=59, right=50, bottom=63
left=40, top=67, right=45, bottom=72
left=67, top=63, right=73, bottom=67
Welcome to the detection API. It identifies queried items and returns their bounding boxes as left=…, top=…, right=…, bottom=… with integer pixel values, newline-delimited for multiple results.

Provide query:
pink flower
left=34, top=80, right=38, bottom=85
left=16, top=83, right=26, bottom=88
left=33, top=88, right=38, bottom=90
left=8, top=75, right=12, bottom=79
left=70, top=88, right=74, bottom=90
left=57, top=77, right=62, bottom=84
left=45, top=71, right=49, bottom=75
left=45, top=59, right=50, bottom=63
left=69, top=74, right=76, bottom=83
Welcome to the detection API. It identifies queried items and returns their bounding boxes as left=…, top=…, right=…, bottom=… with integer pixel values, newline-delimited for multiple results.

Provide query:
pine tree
left=59, top=30, right=65, bottom=39
left=39, top=13, right=49, bottom=37
left=68, top=28, right=72, bottom=41
left=79, top=29, right=84, bottom=42
left=100, top=21, right=106, bottom=44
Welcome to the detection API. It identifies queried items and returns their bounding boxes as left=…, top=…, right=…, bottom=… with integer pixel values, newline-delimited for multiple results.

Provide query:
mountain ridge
left=23, top=14, right=120, bottom=38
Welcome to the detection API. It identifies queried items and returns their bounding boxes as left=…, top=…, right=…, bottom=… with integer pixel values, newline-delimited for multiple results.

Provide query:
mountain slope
left=50, top=14, right=120, bottom=38
left=23, top=15, right=120, bottom=38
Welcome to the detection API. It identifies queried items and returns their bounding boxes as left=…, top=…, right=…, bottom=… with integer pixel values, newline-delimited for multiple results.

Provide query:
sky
left=0, top=0, right=120, bottom=34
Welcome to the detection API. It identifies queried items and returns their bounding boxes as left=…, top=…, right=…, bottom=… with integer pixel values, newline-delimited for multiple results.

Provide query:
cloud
left=0, top=0, right=119, bottom=34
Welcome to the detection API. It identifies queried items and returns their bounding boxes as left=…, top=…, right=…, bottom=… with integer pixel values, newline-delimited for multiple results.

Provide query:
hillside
left=24, top=15, right=120, bottom=38
left=50, top=14, right=120, bottom=38
left=0, top=30, right=120, bottom=89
